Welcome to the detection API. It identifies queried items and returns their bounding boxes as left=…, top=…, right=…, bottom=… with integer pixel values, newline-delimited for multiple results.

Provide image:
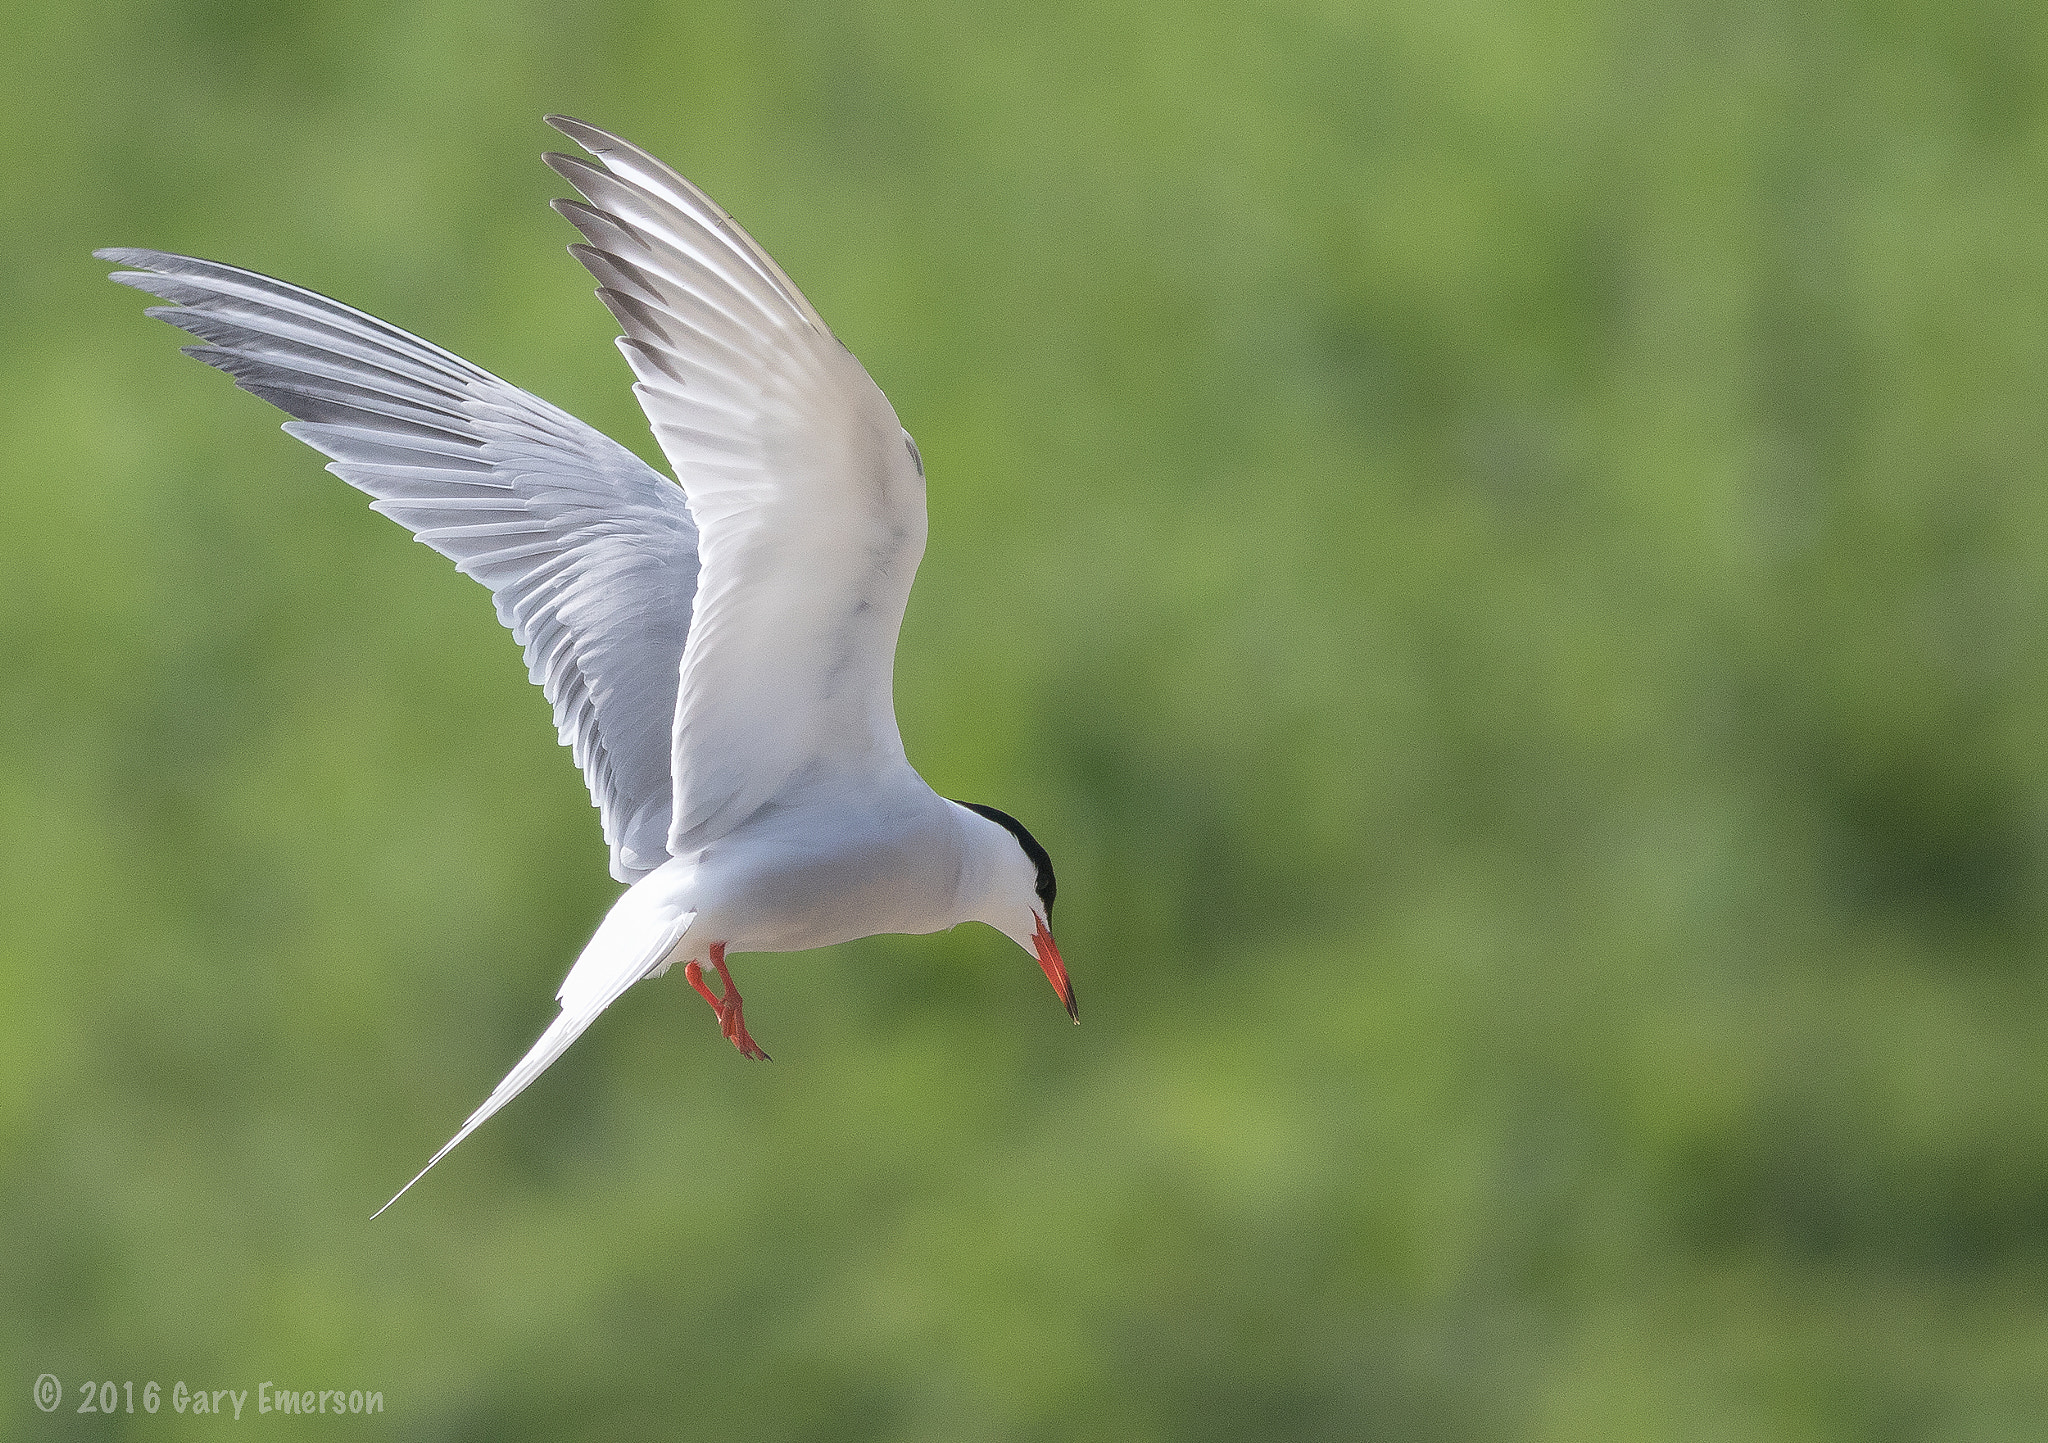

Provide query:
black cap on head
left=956, top=801, right=1056, bottom=918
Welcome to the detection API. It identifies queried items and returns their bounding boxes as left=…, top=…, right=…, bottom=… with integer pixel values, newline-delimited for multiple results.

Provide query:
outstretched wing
left=544, top=117, right=929, bottom=855
left=96, top=248, right=698, bottom=880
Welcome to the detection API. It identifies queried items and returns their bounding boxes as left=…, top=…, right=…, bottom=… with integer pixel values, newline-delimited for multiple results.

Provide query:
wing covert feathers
left=543, top=117, right=929, bottom=854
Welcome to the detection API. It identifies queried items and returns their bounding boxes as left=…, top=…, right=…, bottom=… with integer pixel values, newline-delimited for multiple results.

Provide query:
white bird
left=98, top=116, right=1074, bottom=1217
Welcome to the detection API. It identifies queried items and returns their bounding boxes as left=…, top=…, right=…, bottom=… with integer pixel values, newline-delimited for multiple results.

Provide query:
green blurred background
left=7, top=0, right=2048, bottom=1437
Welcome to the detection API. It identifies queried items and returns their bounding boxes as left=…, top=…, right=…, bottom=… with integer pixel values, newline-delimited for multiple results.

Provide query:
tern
left=98, top=117, right=1074, bottom=1216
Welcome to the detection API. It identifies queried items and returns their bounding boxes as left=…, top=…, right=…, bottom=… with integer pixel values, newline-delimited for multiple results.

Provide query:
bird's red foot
left=684, top=944, right=770, bottom=1060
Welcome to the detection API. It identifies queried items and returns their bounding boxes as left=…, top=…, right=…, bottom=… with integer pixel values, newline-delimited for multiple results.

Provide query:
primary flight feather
left=98, top=117, right=1074, bottom=1216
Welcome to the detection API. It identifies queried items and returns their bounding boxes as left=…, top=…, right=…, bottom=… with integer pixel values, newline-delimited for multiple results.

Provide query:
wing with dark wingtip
left=96, top=247, right=699, bottom=881
left=542, top=116, right=930, bottom=855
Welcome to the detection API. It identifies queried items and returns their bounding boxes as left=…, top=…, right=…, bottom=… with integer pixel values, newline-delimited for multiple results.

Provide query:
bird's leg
left=682, top=943, right=770, bottom=1060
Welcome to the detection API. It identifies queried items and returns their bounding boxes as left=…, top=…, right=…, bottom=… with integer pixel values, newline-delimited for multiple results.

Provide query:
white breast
left=652, top=767, right=972, bottom=957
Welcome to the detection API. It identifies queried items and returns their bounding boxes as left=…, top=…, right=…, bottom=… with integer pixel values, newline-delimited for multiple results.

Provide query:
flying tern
left=98, top=116, right=1074, bottom=1216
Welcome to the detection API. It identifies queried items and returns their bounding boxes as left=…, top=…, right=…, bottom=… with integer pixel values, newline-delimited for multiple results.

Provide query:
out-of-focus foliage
left=7, top=1, right=2048, bottom=1437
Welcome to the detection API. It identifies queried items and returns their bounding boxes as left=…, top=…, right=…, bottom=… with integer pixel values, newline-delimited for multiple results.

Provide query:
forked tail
left=372, top=906, right=696, bottom=1218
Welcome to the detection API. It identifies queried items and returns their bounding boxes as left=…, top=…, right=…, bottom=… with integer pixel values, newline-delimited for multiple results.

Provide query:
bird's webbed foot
left=683, top=943, right=770, bottom=1060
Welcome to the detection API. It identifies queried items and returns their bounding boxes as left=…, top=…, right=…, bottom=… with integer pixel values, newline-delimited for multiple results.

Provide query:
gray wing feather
left=95, top=247, right=697, bottom=881
left=540, top=118, right=926, bottom=855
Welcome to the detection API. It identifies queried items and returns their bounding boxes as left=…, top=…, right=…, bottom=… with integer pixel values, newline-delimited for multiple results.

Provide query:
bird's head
left=955, top=800, right=1075, bottom=1022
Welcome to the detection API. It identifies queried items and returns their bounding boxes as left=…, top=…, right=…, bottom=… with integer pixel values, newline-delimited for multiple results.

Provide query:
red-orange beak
left=1033, top=914, right=1078, bottom=1022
